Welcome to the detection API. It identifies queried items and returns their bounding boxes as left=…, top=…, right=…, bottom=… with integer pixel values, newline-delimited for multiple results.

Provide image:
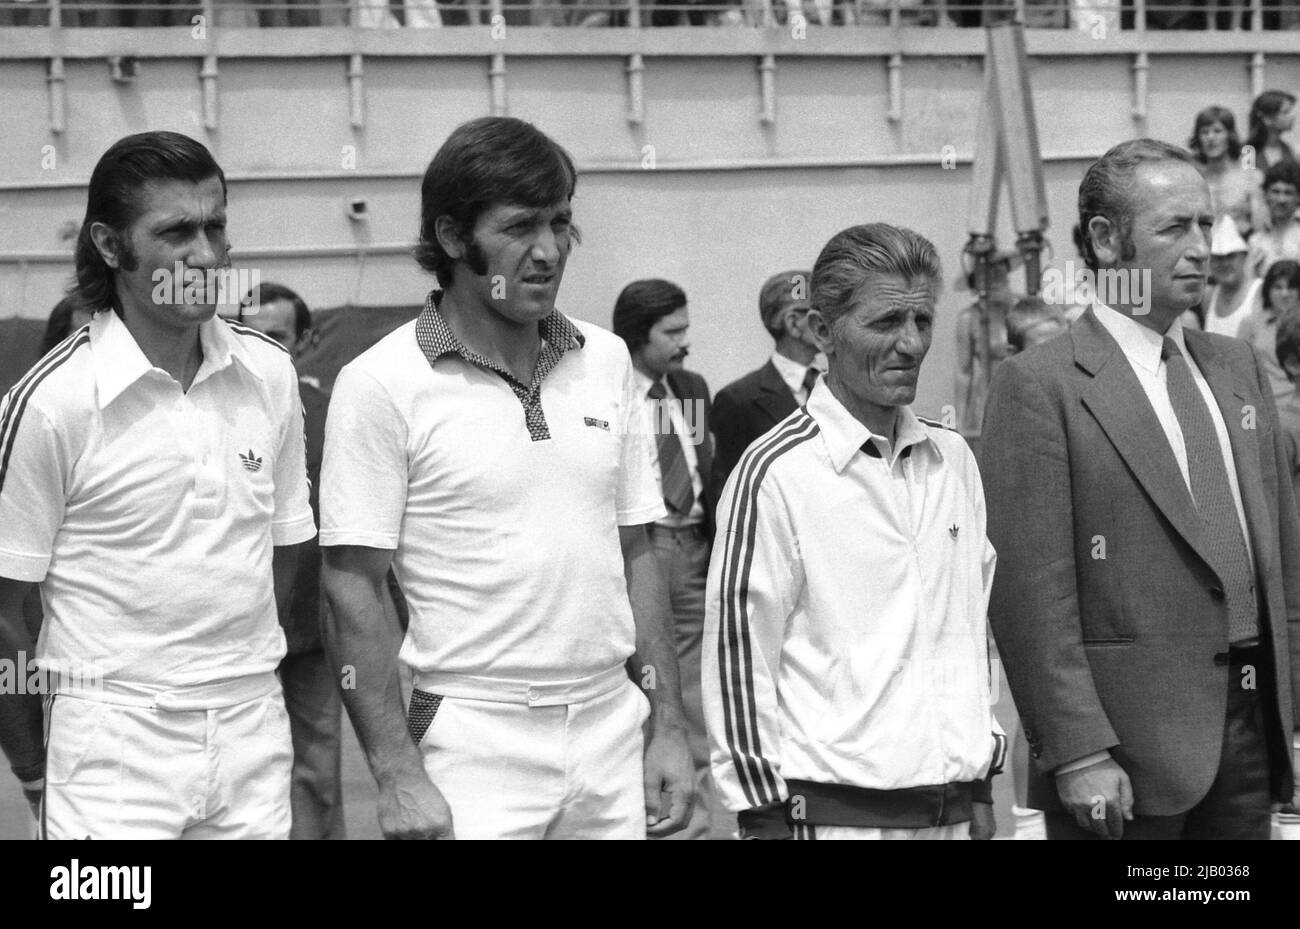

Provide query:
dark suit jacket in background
left=710, top=359, right=798, bottom=503
left=980, top=309, right=1300, bottom=817
left=664, top=368, right=716, bottom=540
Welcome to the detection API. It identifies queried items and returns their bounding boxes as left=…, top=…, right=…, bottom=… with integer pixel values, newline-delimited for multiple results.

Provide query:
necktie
left=647, top=379, right=695, bottom=515
left=1161, top=337, right=1257, bottom=642
left=802, top=367, right=820, bottom=402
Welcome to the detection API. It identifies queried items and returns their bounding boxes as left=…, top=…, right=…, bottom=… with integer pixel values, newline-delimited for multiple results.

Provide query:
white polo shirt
left=320, top=296, right=665, bottom=691
left=0, top=309, right=316, bottom=691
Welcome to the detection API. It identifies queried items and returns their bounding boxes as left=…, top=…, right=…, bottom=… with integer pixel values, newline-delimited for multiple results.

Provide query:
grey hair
left=1077, top=138, right=1200, bottom=272
left=810, top=223, right=942, bottom=329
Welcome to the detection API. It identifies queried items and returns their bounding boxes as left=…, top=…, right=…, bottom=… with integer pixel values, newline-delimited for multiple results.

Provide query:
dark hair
left=612, top=279, right=687, bottom=352
left=73, top=131, right=226, bottom=316
left=1247, top=90, right=1297, bottom=156
left=415, top=117, right=578, bottom=288
left=1078, top=139, right=1199, bottom=272
left=241, top=281, right=311, bottom=337
left=811, top=223, right=942, bottom=330
left=1263, top=259, right=1300, bottom=313
left=39, top=294, right=92, bottom=355
left=1262, top=159, right=1300, bottom=194
left=758, top=270, right=812, bottom=338
left=1275, top=293, right=1300, bottom=378
left=1188, top=106, right=1243, bottom=163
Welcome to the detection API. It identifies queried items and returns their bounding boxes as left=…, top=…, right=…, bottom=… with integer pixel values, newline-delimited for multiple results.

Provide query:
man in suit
left=981, top=138, right=1300, bottom=840
left=613, top=278, right=730, bottom=839
left=711, top=270, right=824, bottom=496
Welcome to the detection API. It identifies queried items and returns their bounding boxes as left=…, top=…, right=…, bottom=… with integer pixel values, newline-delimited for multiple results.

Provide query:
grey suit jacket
left=980, top=308, right=1300, bottom=816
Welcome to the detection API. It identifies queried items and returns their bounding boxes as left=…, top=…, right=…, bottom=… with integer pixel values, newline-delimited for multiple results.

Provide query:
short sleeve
left=0, top=399, right=66, bottom=582
left=614, top=351, right=667, bottom=526
left=319, top=365, right=409, bottom=550
left=271, top=370, right=317, bottom=547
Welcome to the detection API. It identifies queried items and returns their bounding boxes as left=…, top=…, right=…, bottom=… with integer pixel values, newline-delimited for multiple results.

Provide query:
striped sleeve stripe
left=0, top=330, right=90, bottom=497
left=717, top=411, right=820, bottom=808
left=226, top=319, right=291, bottom=354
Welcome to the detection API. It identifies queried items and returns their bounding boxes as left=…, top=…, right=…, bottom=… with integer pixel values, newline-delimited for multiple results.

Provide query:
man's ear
left=434, top=215, right=467, bottom=263
left=805, top=309, right=834, bottom=357
left=1087, top=215, right=1120, bottom=266
left=89, top=222, right=124, bottom=269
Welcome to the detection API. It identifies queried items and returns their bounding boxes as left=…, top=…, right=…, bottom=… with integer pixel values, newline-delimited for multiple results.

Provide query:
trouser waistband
left=783, top=778, right=977, bottom=829
left=54, top=671, right=280, bottom=711
left=411, top=664, right=630, bottom=706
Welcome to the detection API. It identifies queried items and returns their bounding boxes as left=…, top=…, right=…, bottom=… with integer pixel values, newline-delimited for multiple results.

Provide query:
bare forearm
left=621, top=527, right=687, bottom=732
left=271, top=544, right=299, bottom=624
left=321, top=562, right=423, bottom=788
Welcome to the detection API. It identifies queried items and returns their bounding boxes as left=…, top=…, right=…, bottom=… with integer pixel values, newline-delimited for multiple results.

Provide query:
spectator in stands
left=1247, top=90, right=1296, bottom=170
left=1273, top=306, right=1300, bottom=502
left=239, top=282, right=345, bottom=840
left=1238, top=259, right=1300, bottom=402
left=39, top=295, right=94, bottom=356
left=1267, top=258, right=1300, bottom=319
left=1070, top=0, right=1117, bottom=33
left=1247, top=160, right=1300, bottom=278
left=1190, top=105, right=1267, bottom=237
left=1204, top=215, right=1263, bottom=338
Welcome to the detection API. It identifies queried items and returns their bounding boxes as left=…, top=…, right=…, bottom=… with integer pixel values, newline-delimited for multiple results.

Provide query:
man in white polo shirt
left=0, top=131, right=315, bottom=839
left=704, top=223, right=1004, bottom=840
left=320, top=116, right=694, bottom=840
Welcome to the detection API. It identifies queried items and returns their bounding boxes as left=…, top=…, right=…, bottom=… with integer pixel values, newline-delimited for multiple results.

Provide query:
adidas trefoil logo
left=949, top=524, right=959, bottom=540
left=238, top=449, right=263, bottom=472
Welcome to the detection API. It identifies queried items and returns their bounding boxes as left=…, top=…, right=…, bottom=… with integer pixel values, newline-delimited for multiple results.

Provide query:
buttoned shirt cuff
left=1056, top=750, right=1112, bottom=776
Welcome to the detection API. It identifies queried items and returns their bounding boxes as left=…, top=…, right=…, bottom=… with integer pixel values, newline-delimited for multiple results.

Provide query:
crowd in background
left=1, top=0, right=1298, bottom=29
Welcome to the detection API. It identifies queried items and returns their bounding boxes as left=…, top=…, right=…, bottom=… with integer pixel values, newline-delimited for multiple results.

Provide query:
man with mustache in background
left=613, top=279, right=732, bottom=840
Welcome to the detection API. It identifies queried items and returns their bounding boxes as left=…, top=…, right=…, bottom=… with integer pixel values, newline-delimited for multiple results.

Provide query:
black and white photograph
left=0, top=0, right=1298, bottom=907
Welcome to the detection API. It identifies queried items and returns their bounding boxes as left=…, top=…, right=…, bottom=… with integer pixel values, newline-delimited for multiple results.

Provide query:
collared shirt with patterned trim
left=414, top=291, right=585, bottom=442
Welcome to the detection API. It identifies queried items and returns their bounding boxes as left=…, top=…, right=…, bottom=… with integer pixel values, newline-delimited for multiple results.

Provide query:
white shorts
left=41, top=686, right=292, bottom=840
left=411, top=673, right=649, bottom=840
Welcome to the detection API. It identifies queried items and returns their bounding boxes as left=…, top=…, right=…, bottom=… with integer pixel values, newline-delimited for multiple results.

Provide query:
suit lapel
left=1074, top=312, right=1215, bottom=570
left=1184, top=329, right=1274, bottom=577
left=755, top=359, right=798, bottom=425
